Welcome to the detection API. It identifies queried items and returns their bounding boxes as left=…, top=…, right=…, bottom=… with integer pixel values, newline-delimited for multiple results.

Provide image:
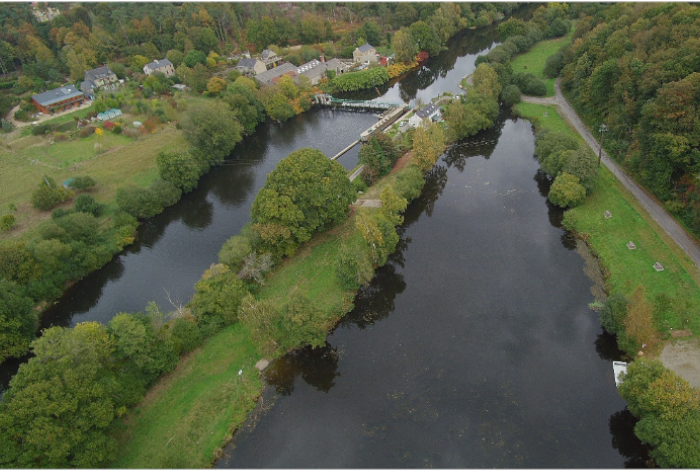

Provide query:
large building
left=295, top=58, right=350, bottom=85
left=255, top=62, right=298, bottom=85
left=32, top=85, right=85, bottom=115
left=353, top=43, right=378, bottom=63
left=80, top=65, right=119, bottom=98
left=143, top=59, right=175, bottom=77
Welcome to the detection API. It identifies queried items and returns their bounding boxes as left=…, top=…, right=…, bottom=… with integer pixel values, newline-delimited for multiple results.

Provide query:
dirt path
left=522, top=79, right=700, bottom=270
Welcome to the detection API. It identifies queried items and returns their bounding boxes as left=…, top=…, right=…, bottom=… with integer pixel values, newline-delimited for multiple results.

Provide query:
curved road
left=522, top=79, right=700, bottom=271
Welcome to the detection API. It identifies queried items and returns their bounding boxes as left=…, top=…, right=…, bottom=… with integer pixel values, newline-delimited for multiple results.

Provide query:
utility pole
left=598, top=123, right=608, bottom=168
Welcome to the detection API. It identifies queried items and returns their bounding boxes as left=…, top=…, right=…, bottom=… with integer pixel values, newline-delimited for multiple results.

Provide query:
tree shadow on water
left=263, top=342, right=340, bottom=396
left=609, top=409, right=653, bottom=468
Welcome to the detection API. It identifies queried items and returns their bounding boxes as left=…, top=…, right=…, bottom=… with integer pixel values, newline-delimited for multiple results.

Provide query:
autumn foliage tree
left=412, top=122, right=445, bottom=173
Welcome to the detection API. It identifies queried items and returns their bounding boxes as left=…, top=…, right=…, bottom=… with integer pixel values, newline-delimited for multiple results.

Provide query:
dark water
left=217, top=114, right=649, bottom=468
left=0, top=109, right=376, bottom=394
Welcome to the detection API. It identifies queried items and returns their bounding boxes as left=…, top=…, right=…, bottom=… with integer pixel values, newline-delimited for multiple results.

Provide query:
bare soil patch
left=660, top=338, right=700, bottom=389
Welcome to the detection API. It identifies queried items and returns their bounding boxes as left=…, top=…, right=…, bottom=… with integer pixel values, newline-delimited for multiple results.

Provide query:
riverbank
left=515, top=102, right=700, bottom=341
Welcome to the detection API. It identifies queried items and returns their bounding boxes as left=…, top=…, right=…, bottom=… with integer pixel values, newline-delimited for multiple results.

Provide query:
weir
left=330, top=106, right=409, bottom=161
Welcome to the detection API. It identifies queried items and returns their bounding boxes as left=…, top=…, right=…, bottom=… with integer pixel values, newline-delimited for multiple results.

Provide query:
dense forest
left=560, top=3, right=700, bottom=236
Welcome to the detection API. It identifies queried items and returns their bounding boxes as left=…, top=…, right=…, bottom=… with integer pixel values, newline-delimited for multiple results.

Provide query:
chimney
left=320, top=55, right=325, bottom=63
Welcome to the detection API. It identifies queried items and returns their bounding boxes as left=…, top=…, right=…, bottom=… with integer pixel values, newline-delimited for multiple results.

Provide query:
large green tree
left=251, top=148, right=355, bottom=256
left=180, top=101, right=243, bottom=165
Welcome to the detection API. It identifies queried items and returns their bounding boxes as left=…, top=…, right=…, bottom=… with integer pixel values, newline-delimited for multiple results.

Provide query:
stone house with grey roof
left=143, top=59, right=175, bottom=77
left=80, top=65, right=119, bottom=98
left=32, top=85, right=85, bottom=115
left=353, top=43, right=378, bottom=63
left=260, top=49, right=282, bottom=68
left=236, top=58, right=267, bottom=76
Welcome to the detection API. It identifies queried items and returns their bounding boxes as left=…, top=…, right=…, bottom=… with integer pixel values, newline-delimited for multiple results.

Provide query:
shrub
left=30, top=177, right=72, bottom=211
left=333, top=67, right=389, bottom=92
left=31, top=123, right=52, bottom=136
left=512, top=72, right=547, bottom=96
left=548, top=173, right=586, bottom=208
left=543, top=50, right=565, bottom=79
left=599, top=292, right=628, bottom=335
left=0, top=214, right=15, bottom=231
left=217, top=235, right=253, bottom=271
left=562, top=146, right=598, bottom=194
left=156, top=150, right=202, bottom=193
left=78, top=126, right=96, bottom=138
left=74, top=194, right=103, bottom=217
left=275, top=293, right=327, bottom=351
left=168, top=318, right=201, bottom=354
left=352, top=178, right=368, bottom=193
left=0, top=279, right=37, bottom=362
left=501, top=84, right=521, bottom=106
left=68, top=176, right=97, bottom=191
left=335, top=242, right=374, bottom=290
left=394, top=165, right=425, bottom=201
left=190, top=265, right=249, bottom=335
left=149, top=180, right=182, bottom=209
left=51, top=207, right=72, bottom=219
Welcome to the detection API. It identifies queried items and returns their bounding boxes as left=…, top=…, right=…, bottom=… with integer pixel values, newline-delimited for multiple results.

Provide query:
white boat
left=613, top=361, right=628, bottom=387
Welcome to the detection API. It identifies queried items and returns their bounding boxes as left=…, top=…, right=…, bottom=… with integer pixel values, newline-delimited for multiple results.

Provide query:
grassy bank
left=113, top=323, right=263, bottom=468
left=515, top=102, right=700, bottom=334
left=510, top=30, right=574, bottom=97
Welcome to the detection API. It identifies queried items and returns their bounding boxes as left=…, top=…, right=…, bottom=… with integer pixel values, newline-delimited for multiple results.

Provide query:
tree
left=501, top=84, right=521, bottom=106
left=380, top=185, right=407, bottom=227
left=256, top=84, right=295, bottom=122
left=156, top=150, right=203, bottom=193
left=180, top=101, right=243, bottom=165
left=165, top=49, right=184, bottom=67
left=0, top=279, right=37, bottom=362
left=562, top=146, right=599, bottom=194
left=472, top=63, right=502, bottom=99
left=548, top=173, right=586, bottom=208
left=30, top=176, right=72, bottom=211
left=0, top=323, right=129, bottom=468
left=238, top=294, right=279, bottom=348
left=624, top=286, right=657, bottom=350
left=361, top=21, right=382, bottom=46
left=409, top=21, right=442, bottom=56
left=392, top=29, right=417, bottom=64
left=335, top=242, right=374, bottom=290
left=412, top=122, right=445, bottom=173
left=275, top=293, right=326, bottom=351
left=277, top=75, right=299, bottom=99
left=189, top=265, right=249, bottom=333
left=497, top=18, right=527, bottom=40
left=206, top=76, right=227, bottom=94
left=251, top=148, right=356, bottom=256
left=183, top=49, right=206, bottom=67
left=217, top=235, right=252, bottom=270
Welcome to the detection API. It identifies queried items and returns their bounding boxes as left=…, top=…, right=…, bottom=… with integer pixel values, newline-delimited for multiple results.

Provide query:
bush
left=562, top=146, right=598, bottom=194
left=217, top=235, right=253, bottom=271
left=275, top=293, right=327, bottom=351
left=394, top=165, right=425, bottom=201
left=51, top=207, right=72, bottom=219
left=543, top=50, right=565, bottom=79
left=599, top=292, right=628, bottom=335
left=512, top=72, right=548, bottom=96
left=333, top=67, right=389, bottom=92
left=74, top=194, right=103, bottom=217
left=68, top=176, right=97, bottom=191
left=352, top=178, right=368, bottom=193
left=335, top=242, right=374, bottom=290
left=31, top=123, right=52, bottom=136
left=156, top=150, right=202, bottom=193
left=0, top=214, right=15, bottom=231
left=168, top=318, right=201, bottom=354
left=548, top=173, right=586, bottom=208
left=30, top=177, right=72, bottom=211
left=501, top=84, right=521, bottom=106
left=190, top=266, right=249, bottom=335
left=115, top=180, right=181, bottom=220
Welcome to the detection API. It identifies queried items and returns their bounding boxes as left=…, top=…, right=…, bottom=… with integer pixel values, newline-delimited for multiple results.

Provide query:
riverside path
left=521, top=78, right=700, bottom=271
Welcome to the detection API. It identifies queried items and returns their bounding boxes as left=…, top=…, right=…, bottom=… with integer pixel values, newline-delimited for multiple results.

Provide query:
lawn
left=516, top=102, right=700, bottom=334
left=113, top=323, right=263, bottom=468
left=510, top=28, right=574, bottom=97
left=0, top=125, right=187, bottom=242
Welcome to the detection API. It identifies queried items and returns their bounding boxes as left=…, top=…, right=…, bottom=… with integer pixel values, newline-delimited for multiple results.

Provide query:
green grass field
left=516, top=102, right=700, bottom=334
left=0, top=126, right=187, bottom=243
left=113, top=323, right=263, bottom=468
left=510, top=30, right=574, bottom=97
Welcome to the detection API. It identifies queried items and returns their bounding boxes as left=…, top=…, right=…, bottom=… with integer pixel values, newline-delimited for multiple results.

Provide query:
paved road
left=522, top=79, right=700, bottom=270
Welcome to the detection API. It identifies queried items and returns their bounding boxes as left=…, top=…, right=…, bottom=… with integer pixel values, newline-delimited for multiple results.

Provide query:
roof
left=32, top=85, right=84, bottom=107
left=145, top=58, right=173, bottom=70
left=261, top=49, right=277, bottom=60
left=255, top=62, right=298, bottom=84
left=84, top=65, right=116, bottom=83
left=357, top=43, right=375, bottom=53
left=297, top=59, right=321, bottom=74
left=416, top=102, right=439, bottom=119
left=236, top=58, right=259, bottom=69
left=80, top=80, right=95, bottom=93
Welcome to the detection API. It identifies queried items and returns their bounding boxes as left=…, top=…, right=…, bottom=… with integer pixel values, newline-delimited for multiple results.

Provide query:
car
left=400, top=121, right=407, bottom=127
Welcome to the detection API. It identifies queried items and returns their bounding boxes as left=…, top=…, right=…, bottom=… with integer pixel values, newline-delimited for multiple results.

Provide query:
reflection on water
left=217, top=114, right=648, bottom=468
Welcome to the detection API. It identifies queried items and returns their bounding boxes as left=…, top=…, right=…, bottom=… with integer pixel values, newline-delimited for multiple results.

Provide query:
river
left=2, top=20, right=649, bottom=466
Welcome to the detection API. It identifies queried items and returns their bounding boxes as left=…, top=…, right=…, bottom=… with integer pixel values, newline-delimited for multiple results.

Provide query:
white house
left=409, top=102, right=441, bottom=128
left=236, top=58, right=267, bottom=76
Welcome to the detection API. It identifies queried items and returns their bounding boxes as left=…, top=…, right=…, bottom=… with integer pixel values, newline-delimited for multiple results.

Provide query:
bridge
left=314, top=94, right=406, bottom=111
